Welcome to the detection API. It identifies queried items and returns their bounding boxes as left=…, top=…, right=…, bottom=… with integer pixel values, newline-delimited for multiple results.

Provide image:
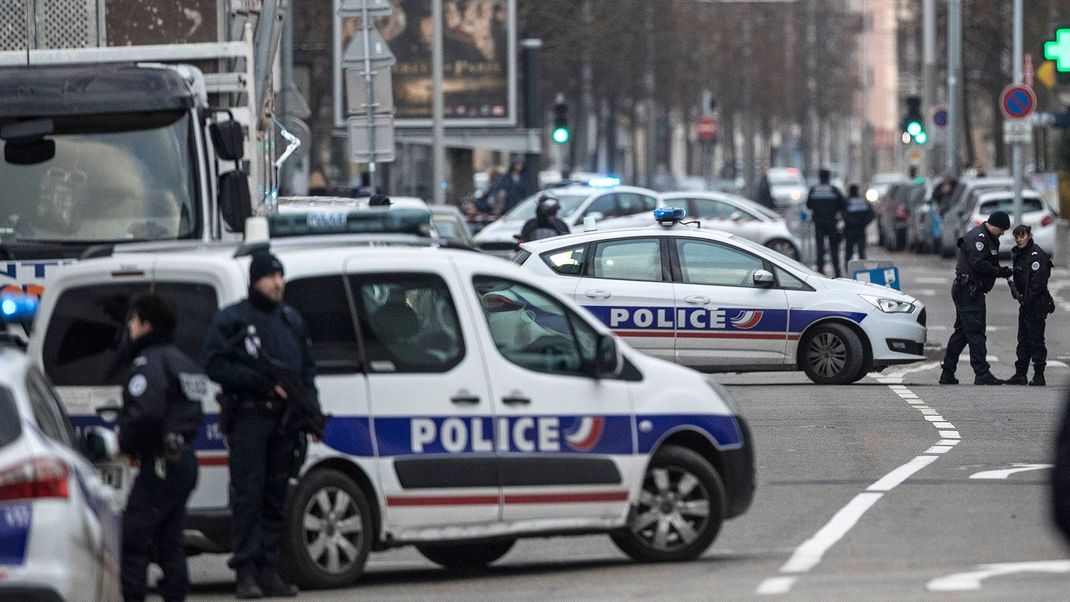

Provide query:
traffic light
left=552, top=98, right=569, bottom=144
left=901, top=95, right=926, bottom=144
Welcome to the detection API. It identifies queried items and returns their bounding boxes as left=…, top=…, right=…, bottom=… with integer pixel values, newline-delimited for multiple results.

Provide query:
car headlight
left=866, top=189, right=879, bottom=202
left=860, top=294, right=915, bottom=313
left=789, top=191, right=801, bottom=201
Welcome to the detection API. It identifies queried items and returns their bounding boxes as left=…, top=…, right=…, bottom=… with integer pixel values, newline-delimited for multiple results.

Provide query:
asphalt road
left=186, top=246, right=1070, bottom=600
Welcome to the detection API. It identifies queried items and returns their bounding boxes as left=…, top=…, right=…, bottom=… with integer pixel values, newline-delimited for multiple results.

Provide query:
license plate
left=100, top=465, right=123, bottom=489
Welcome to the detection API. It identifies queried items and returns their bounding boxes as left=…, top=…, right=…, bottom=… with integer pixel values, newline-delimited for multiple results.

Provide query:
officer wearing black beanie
left=940, top=210, right=1013, bottom=385
left=200, top=250, right=319, bottom=598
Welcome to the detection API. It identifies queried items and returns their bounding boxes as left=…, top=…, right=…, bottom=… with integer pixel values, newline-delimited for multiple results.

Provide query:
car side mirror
left=209, top=120, right=245, bottom=161
left=592, top=334, right=623, bottom=379
left=730, top=211, right=743, bottom=222
left=83, top=426, right=119, bottom=463
left=585, top=211, right=604, bottom=222
left=753, top=269, right=775, bottom=288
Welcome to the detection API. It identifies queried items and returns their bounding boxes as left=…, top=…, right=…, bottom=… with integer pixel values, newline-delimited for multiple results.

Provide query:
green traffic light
left=914, top=131, right=927, bottom=144
left=906, top=121, right=923, bottom=137
left=552, top=127, right=570, bottom=144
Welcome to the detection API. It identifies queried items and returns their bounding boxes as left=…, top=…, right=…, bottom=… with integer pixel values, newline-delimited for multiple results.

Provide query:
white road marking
left=919, top=408, right=938, bottom=415
left=936, top=439, right=961, bottom=446
left=924, top=445, right=953, bottom=454
left=927, top=560, right=1070, bottom=592
left=968, top=464, right=1053, bottom=480
left=778, top=492, right=884, bottom=573
left=755, top=576, right=797, bottom=595
left=914, top=288, right=937, bottom=296
left=867, top=455, right=939, bottom=491
left=914, top=276, right=949, bottom=284
left=959, top=355, right=999, bottom=362
left=924, top=415, right=946, bottom=422
left=928, top=325, right=949, bottom=331
left=939, top=430, right=960, bottom=439
left=1047, top=360, right=1068, bottom=368
left=933, top=421, right=955, bottom=429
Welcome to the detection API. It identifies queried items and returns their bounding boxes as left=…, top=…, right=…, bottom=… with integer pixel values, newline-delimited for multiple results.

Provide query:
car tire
left=416, top=540, right=516, bottom=571
left=283, top=468, right=374, bottom=589
left=800, top=323, right=865, bottom=385
left=610, top=445, right=725, bottom=563
left=765, top=239, right=800, bottom=260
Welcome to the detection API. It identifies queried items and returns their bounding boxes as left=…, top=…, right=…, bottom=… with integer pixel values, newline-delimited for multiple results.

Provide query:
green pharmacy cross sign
left=1045, top=28, right=1070, bottom=72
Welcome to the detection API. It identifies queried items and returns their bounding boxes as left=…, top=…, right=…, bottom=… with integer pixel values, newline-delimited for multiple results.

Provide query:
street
left=186, top=247, right=1070, bottom=600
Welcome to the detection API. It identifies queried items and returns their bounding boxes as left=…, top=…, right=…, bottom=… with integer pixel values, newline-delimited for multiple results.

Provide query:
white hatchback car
left=659, top=192, right=802, bottom=259
left=0, top=297, right=121, bottom=602
left=515, top=211, right=927, bottom=384
left=473, top=185, right=662, bottom=255
left=963, top=190, right=1056, bottom=256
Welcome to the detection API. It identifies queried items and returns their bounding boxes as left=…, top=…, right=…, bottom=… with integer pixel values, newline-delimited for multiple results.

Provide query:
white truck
left=0, top=0, right=293, bottom=298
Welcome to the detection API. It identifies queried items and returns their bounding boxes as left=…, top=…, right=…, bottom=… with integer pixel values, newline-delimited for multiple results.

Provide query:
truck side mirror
left=209, top=121, right=245, bottom=162
left=219, top=171, right=252, bottom=232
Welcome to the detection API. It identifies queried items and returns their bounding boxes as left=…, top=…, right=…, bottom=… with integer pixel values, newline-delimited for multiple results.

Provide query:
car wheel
left=416, top=540, right=516, bottom=571
left=800, top=323, right=865, bottom=385
left=283, top=469, right=373, bottom=589
left=765, top=238, right=799, bottom=260
left=610, top=446, right=725, bottom=562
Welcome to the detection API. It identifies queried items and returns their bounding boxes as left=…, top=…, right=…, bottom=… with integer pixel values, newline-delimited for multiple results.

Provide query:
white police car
left=29, top=209, right=754, bottom=588
left=0, top=295, right=122, bottom=602
left=473, top=184, right=662, bottom=254
left=514, top=208, right=927, bottom=385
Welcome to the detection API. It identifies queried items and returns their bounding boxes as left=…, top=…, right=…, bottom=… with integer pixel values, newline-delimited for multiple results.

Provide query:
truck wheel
left=283, top=469, right=373, bottom=589
left=416, top=540, right=516, bottom=571
left=800, top=323, right=864, bottom=385
left=610, top=446, right=725, bottom=562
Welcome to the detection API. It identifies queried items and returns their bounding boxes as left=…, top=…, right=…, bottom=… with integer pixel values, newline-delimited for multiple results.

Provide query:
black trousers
left=1015, top=303, right=1048, bottom=375
left=122, top=448, right=197, bottom=602
left=814, top=223, right=842, bottom=277
left=941, top=284, right=990, bottom=377
left=844, top=227, right=866, bottom=262
left=228, top=410, right=298, bottom=572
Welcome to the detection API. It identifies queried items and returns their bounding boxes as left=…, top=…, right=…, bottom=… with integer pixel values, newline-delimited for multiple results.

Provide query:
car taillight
left=1041, top=214, right=1053, bottom=227
left=0, top=457, right=70, bottom=501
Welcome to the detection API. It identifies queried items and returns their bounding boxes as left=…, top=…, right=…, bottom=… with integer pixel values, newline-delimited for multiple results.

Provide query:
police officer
left=1007, top=224, right=1054, bottom=386
left=939, top=210, right=1013, bottom=385
left=842, top=183, right=874, bottom=263
left=201, top=250, right=318, bottom=599
left=806, top=168, right=847, bottom=278
left=520, top=194, right=570, bottom=242
left=119, top=294, right=205, bottom=602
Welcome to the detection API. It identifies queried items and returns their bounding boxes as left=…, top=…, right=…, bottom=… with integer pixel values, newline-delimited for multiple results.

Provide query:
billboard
left=334, top=0, right=516, bottom=128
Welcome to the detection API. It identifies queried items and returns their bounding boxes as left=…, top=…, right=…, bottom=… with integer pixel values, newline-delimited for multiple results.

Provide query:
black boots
left=235, top=568, right=264, bottom=599
left=974, top=373, right=1004, bottom=385
left=1006, top=373, right=1028, bottom=385
left=257, top=568, right=299, bottom=598
left=1029, top=371, right=1046, bottom=387
left=939, top=371, right=959, bottom=385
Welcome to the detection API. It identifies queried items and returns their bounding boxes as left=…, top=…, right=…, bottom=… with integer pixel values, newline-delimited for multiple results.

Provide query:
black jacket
left=119, top=332, right=207, bottom=459
left=200, top=290, right=318, bottom=406
left=806, top=183, right=846, bottom=226
left=1012, top=240, right=1053, bottom=309
left=842, top=195, right=874, bottom=230
left=520, top=216, right=569, bottom=242
left=955, top=224, right=1002, bottom=293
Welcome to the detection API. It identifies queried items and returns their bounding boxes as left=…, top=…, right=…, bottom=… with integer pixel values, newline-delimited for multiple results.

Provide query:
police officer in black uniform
left=119, top=294, right=205, bottom=602
left=843, top=183, right=874, bottom=263
left=1007, top=224, right=1054, bottom=386
left=939, top=210, right=1013, bottom=385
left=520, top=194, right=570, bottom=242
left=806, top=168, right=847, bottom=278
left=201, top=251, right=319, bottom=599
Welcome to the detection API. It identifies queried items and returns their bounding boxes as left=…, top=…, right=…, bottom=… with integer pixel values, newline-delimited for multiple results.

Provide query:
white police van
left=28, top=210, right=754, bottom=588
left=514, top=208, right=927, bottom=384
left=0, top=295, right=122, bottom=602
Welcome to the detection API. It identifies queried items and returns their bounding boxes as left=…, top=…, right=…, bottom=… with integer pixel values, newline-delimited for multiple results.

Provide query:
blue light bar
left=0, top=293, right=38, bottom=326
left=268, top=208, right=433, bottom=238
left=587, top=176, right=621, bottom=188
left=654, top=207, right=687, bottom=223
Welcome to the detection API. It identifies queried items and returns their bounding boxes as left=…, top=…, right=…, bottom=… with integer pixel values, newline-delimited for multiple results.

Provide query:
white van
left=27, top=221, right=754, bottom=589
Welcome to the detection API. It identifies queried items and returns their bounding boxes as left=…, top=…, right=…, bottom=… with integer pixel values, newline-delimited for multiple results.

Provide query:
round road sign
left=999, top=84, right=1037, bottom=120
left=932, top=106, right=948, bottom=128
left=696, top=117, right=718, bottom=142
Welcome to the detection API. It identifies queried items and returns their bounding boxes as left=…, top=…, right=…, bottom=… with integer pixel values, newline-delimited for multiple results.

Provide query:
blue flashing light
left=587, top=176, right=621, bottom=188
left=0, top=293, right=38, bottom=325
left=654, top=207, right=687, bottom=223
left=268, top=208, right=433, bottom=238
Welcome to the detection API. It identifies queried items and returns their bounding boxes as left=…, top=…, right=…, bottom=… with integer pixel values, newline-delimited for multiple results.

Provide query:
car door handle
left=584, top=290, right=612, bottom=299
left=684, top=295, right=710, bottom=305
left=502, top=396, right=531, bottom=406
left=450, top=395, right=481, bottom=405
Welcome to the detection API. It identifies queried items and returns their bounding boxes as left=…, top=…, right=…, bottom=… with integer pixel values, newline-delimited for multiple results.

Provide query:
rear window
left=0, top=387, right=20, bottom=449
left=979, top=197, right=1043, bottom=215
left=43, top=282, right=219, bottom=386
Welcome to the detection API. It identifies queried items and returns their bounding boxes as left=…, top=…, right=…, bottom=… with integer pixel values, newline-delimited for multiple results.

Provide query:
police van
left=27, top=210, right=754, bottom=588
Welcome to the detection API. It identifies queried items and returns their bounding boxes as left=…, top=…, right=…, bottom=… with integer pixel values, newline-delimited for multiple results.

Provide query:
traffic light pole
left=432, top=0, right=445, bottom=204
left=522, top=39, right=542, bottom=199
left=1011, top=0, right=1024, bottom=225
left=946, top=0, right=961, bottom=175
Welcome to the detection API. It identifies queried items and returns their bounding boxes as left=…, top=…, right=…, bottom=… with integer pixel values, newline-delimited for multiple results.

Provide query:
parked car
left=659, top=191, right=803, bottom=259
left=428, top=204, right=477, bottom=247
left=963, top=190, right=1056, bottom=255
left=904, top=184, right=937, bottom=253
left=877, top=182, right=923, bottom=251
left=761, top=168, right=808, bottom=211
left=866, top=173, right=909, bottom=204
left=937, top=177, right=1015, bottom=257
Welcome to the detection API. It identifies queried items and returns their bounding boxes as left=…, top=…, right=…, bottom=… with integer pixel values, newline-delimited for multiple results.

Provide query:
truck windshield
left=0, top=111, right=199, bottom=245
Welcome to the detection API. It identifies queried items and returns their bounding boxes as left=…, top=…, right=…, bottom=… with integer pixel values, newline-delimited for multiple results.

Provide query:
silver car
left=660, top=191, right=802, bottom=259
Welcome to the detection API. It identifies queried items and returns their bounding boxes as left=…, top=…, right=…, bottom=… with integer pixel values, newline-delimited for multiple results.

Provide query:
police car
left=660, top=191, right=802, bottom=259
left=514, top=208, right=927, bottom=385
left=473, top=184, right=662, bottom=254
left=28, top=209, right=754, bottom=588
left=0, top=295, right=122, bottom=602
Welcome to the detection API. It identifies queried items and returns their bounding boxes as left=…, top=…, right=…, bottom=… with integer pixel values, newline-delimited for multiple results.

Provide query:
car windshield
left=503, top=193, right=588, bottom=221
left=768, top=174, right=803, bottom=187
left=0, top=111, right=199, bottom=246
left=0, top=385, right=20, bottom=449
left=979, top=197, right=1043, bottom=215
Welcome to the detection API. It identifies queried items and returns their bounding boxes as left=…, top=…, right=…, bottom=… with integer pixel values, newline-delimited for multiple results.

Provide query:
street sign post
left=339, top=0, right=397, bottom=172
left=999, top=84, right=1037, bottom=120
left=348, top=116, right=396, bottom=162
left=1003, top=119, right=1033, bottom=145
